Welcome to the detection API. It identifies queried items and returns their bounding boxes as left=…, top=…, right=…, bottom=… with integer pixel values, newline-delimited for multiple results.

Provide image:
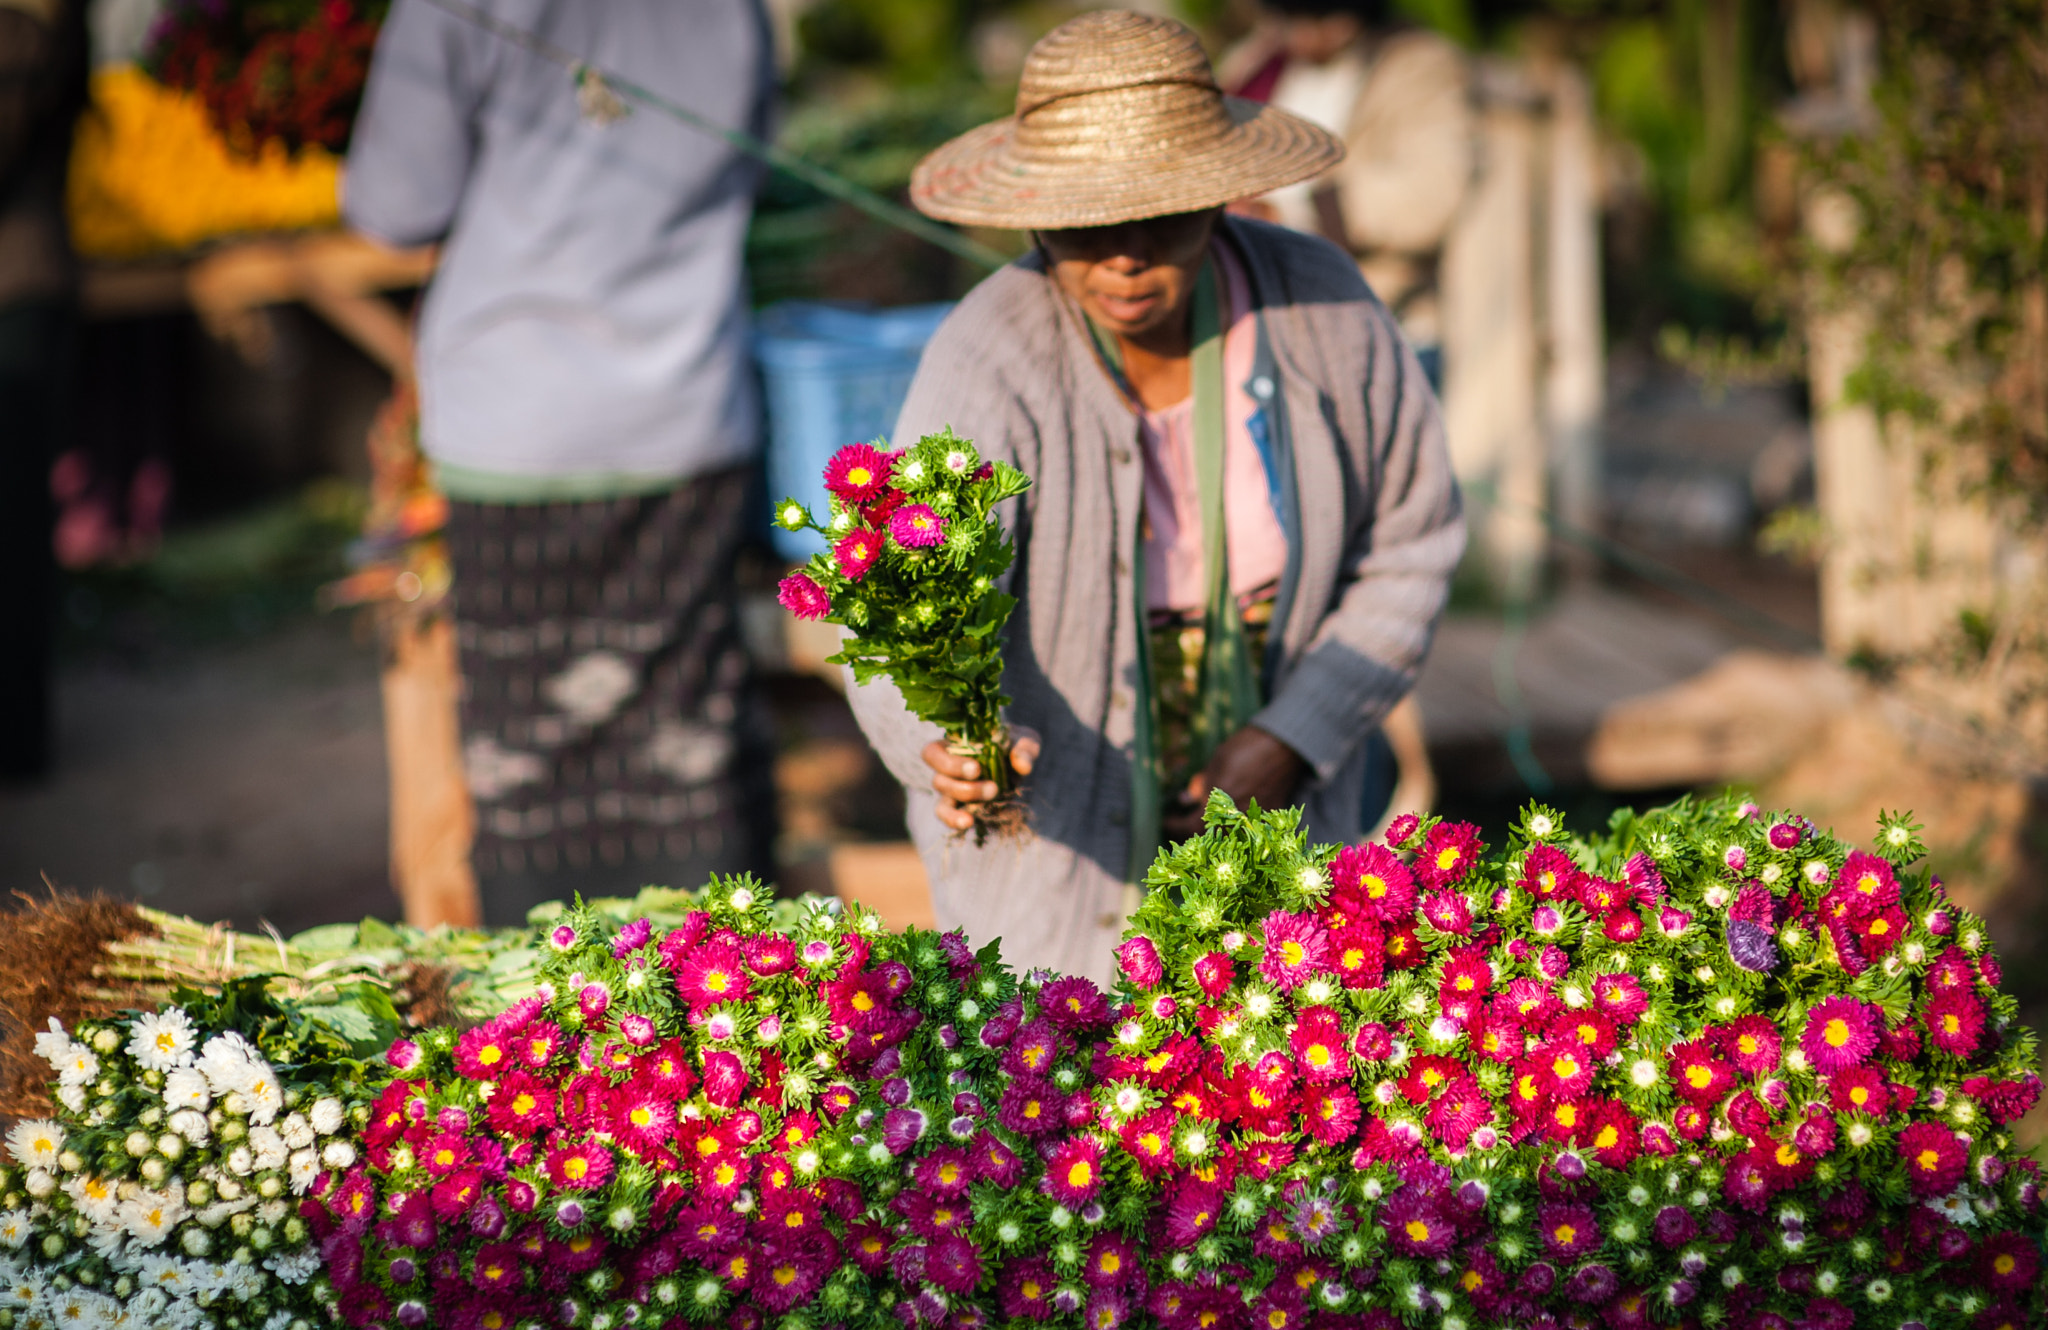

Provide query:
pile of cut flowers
left=4, top=793, right=2044, bottom=1330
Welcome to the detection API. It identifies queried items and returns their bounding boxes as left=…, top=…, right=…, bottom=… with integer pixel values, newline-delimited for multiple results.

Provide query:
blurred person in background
left=345, top=0, right=778, bottom=924
left=1220, top=0, right=1472, bottom=389
left=0, top=0, right=86, bottom=782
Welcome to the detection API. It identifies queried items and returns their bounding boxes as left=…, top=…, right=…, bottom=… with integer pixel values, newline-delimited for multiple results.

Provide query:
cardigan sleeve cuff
left=1250, top=646, right=1409, bottom=784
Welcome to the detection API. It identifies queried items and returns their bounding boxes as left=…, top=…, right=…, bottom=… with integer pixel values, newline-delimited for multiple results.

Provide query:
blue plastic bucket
left=754, top=301, right=955, bottom=560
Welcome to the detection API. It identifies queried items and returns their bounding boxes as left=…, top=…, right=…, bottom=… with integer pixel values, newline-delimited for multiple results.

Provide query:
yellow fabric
left=67, top=66, right=340, bottom=259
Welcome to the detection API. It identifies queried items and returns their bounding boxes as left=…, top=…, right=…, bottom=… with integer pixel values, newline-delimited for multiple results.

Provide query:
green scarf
left=1087, top=262, right=1262, bottom=884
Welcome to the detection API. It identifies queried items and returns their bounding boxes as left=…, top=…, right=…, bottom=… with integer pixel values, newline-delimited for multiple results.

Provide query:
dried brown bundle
left=0, top=889, right=158, bottom=1120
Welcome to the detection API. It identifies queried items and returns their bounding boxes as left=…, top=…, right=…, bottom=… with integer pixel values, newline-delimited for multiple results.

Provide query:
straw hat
left=910, top=10, right=1344, bottom=231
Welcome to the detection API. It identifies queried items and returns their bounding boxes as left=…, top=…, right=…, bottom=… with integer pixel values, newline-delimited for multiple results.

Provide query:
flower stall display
left=0, top=981, right=385, bottom=1330
left=5, top=794, right=2046, bottom=1330
left=145, top=0, right=389, bottom=157
left=67, top=66, right=343, bottom=261
left=775, top=431, right=1033, bottom=838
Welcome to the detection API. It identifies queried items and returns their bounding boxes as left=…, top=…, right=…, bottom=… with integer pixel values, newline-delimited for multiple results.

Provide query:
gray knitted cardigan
left=847, top=216, right=1465, bottom=984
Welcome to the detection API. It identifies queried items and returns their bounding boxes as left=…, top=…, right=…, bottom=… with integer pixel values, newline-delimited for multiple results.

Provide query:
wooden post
left=1539, top=60, right=1604, bottom=575
left=1440, top=63, right=1545, bottom=601
left=381, top=615, right=482, bottom=929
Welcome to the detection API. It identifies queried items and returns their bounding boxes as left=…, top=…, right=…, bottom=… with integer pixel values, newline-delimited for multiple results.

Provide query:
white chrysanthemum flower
left=56, top=1085, right=85, bottom=1115
left=263, top=1249, right=321, bottom=1285
left=54, top=1044, right=98, bottom=1090
left=119, top=1190, right=183, bottom=1246
left=1629, top=1059, right=1659, bottom=1088
left=37, top=1286, right=121, bottom=1329
left=32, top=1020, right=77, bottom=1072
left=278, top=1113, right=313, bottom=1151
left=226, top=1147, right=254, bottom=1178
left=125, top=1010, right=196, bottom=1072
left=61, top=1175, right=118, bottom=1225
left=136, top=1254, right=190, bottom=1295
left=236, top=1065, right=283, bottom=1126
left=0, top=1272, right=42, bottom=1310
left=308, top=1098, right=345, bottom=1137
left=248, top=1126, right=288, bottom=1172
left=6, top=1121, right=62, bottom=1171
left=166, top=1110, right=208, bottom=1147
left=321, top=1140, right=357, bottom=1170
left=161, top=1068, right=209, bottom=1114
left=23, top=1169, right=54, bottom=1199
left=286, top=1151, right=319, bottom=1195
left=0, top=1211, right=28, bottom=1251
left=195, top=1034, right=259, bottom=1097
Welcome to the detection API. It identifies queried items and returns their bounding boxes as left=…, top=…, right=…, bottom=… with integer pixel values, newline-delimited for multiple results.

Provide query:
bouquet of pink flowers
left=775, top=430, right=1031, bottom=839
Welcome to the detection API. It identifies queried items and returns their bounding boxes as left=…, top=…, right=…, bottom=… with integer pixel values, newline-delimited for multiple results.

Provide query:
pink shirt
left=1139, top=242, right=1289, bottom=615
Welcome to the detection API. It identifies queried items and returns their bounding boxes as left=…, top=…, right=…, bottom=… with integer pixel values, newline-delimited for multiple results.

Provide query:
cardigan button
left=1251, top=375, right=1275, bottom=399
left=1112, top=447, right=1133, bottom=465
left=1110, top=688, right=1132, bottom=710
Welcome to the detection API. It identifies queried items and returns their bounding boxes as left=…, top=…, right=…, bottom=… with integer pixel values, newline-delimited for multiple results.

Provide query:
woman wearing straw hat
left=846, top=9, right=1464, bottom=983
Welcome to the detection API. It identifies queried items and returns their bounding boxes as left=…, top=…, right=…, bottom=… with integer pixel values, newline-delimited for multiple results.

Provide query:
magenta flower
left=888, top=503, right=947, bottom=548
left=1001, top=1258, right=1057, bottom=1320
left=576, top=983, right=610, bottom=1026
left=1712, top=1014, right=1782, bottom=1075
left=453, top=1025, right=512, bottom=1080
left=1115, top=936, right=1165, bottom=989
left=1039, top=976, right=1109, bottom=1030
left=972, top=1131, right=1025, bottom=1187
left=1383, top=812, right=1421, bottom=845
left=1897, top=1120, right=1968, bottom=1196
left=1351, top=1022, right=1394, bottom=1061
left=616, top=1013, right=657, bottom=1046
left=1330, top=841, right=1416, bottom=921
left=385, top=1038, right=420, bottom=1072
left=1415, top=820, right=1483, bottom=887
left=1767, top=820, right=1804, bottom=849
left=824, top=442, right=893, bottom=503
left=545, top=1140, right=613, bottom=1191
left=1191, top=951, right=1233, bottom=997
left=1924, top=990, right=1986, bottom=1056
left=926, top=1234, right=984, bottom=1294
left=675, top=944, right=751, bottom=1011
left=1801, top=996, right=1879, bottom=1073
left=776, top=572, right=831, bottom=621
left=1379, top=1190, right=1454, bottom=1256
left=1258, top=910, right=1330, bottom=991
left=700, top=1049, right=750, bottom=1107
left=1835, top=850, right=1898, bottom=914
left=744, top=935, right=797, bottom=975
left=833, top=527, right=884, bottom=581
left=1045, top=1136, right=1105, bottom=1205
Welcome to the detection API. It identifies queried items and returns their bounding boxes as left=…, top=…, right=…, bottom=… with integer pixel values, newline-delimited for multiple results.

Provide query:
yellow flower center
left=1404, top=1219, right=1432, bottom=1243
left=1281, top=941, right=1306, bottom=967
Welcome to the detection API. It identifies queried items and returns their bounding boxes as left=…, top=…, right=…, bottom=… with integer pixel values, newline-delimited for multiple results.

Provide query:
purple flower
left=1659, top=906, right=1693, bottom=937
left=881, top=1077, right=913, bottom=1107
left=548, top=923, right=578, bottom=951
left=1726, top=919, right=1779, bottom=973
left=926, top=1234, right=983, bottom=1293
left=1768, top=820, right=1804, bottom=850
left=388, top=1256, right=417, bottom=1284
left=555, top=1199, right=585, bottom=1228
left=612, top=917, right=652, bottom=957
left=883, top=1107, right=928, bottom=1154
left=889, top=504, right=947, bottom=548
left=1623, top=851, right=1666, bottom=899
left=1652, top=1206, right=1695, bottom=1248
left=396, top=1303, right=429, bottom=1328
left=1566, top=1263, right=1618, bottom=1304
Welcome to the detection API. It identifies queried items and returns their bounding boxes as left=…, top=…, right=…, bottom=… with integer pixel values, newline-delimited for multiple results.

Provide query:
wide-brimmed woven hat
left=911, top=10, right=1344, bottom=230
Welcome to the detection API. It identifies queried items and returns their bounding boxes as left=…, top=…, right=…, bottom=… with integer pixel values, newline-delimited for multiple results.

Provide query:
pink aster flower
left=824, top=442, right=893, bottom=504
left=1351, top=1021, right=1394, bottom=1061
left=889, top=503, right=947, bottom=548
left=833, top=527, right=884, bottom=580
left=1520, top=843, right=1582, bottom=901
left=1328, top=842, right=1416, bottom=922
left=1415, top=820, right=1482, bottom=887
left=453, top=1025, right=513, bottom=1080
left=1302, top=1082, right=1361, bottom=1146
left=1711, top=1014, right=1782, bottom=1075
left=1290, top=1009, right=1350, bottom=1081
left=776, top=572, right=831, bottom=621
left=698, top=1049, right=750, bottom=1107
left=617, top=1012, right=657, bottom=1046
left=1924, top=990, right=1986, bottom=1057
left=1258, top=910, right=1330, bottom=991
left=1379, top=1191, right=1454, bottom=1256
left=1801, top=996, right=1880, bottom=1073
left=1591, top=972, right=1647, bottom=1025
left=1669, top=1040, right=1736, bottom=1105
left=1422, top=891, right=1473, bottom=935
left=1045, top=1136, right=1105, bottom=1205
left=1115, top=936, right=1165, bottom=989
left=1897, top=1120, right=1968, bottom=1196
left=385, top=1038, right=421, bottom=1072
left=674, top=944, right=751, bottom=1011
left=1191, top=951, right=1234, bottom=997
left=546, top=1140, right=613, bottom=1191
left=1835, top=850, right=1898, bottom=914
left=1162, top=1179, right=1222, bottom=1249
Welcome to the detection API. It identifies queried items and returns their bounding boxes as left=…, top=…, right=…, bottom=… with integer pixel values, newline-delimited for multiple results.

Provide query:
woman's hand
left=923, top=728, right=1041, bottom=832
left=1162, top=724, right=1307, bottom=841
